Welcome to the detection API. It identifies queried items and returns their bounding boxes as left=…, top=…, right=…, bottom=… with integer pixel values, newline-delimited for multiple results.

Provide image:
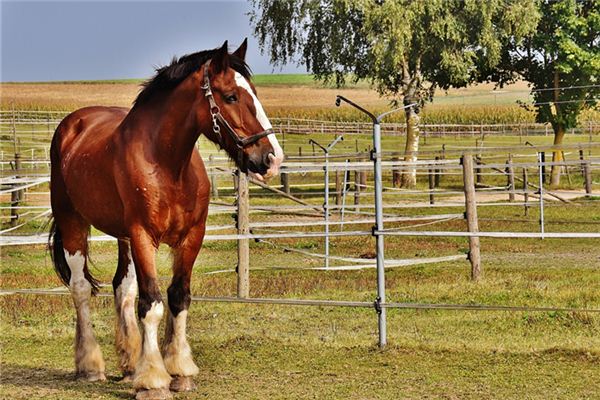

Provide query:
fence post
left=434, top=156, right=441, bottom=187
left=428, top=168, right=435, bottom=205
left=10, top=153, right=22, bottom=227
left=335, top=169, right=342, bottom=208
left=280, top=168, right=290, bottom=195
left=236, top=170, right=250, bottom=298
left=507, top=154, right=515, bottom=202
left=541, top=152, right=547, bottom=183
left=209, top=155, right=219, bottom=198
left=462, top=155, right=481, bottom=281
left=475, top=155, right=483, bottom=186
left=354, top=166, right=361, bottom=206
left=584, top=161, right=593, bottom=197
left=523, top=167, right=529, bottom=217
left=10, top=107, right=22, bottom=227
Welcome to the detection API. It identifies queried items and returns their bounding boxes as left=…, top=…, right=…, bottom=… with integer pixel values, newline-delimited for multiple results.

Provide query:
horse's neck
left=124, top=93, right=203, bottom=178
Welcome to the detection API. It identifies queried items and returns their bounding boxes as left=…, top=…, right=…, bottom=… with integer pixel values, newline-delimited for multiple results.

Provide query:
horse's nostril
left=263, top=152, right=274, bottom=167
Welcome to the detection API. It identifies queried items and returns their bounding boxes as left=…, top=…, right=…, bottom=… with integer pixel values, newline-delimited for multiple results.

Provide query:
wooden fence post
left=541, top=152, right=547, bottom=183
left=335, top=170, right=342, bottom=207
left=434, top=156, right=441, bottom=188
left=428, top=168, right=435, bottom=205
left=280, top=169, right=290, bottom=195
left=507, top=154, right=515, bottom=202
left=462, top=155, right=481, bottom=281
left=209, top=155, right=218, bottom=198
left=10, top=153, right=22, bottom=227
left=523, top=167, right=529, bottom=216
left=236, top=170, right=250, bottom=298
left=475, top=156, right=483, bottom=186
left=584, top=161, right=593, bottom=197
left=354, top=167, right=361, bottom=206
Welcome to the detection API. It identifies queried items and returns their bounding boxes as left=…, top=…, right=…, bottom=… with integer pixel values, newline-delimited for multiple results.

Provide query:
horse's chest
left=140, top=184, right=207, bottom=243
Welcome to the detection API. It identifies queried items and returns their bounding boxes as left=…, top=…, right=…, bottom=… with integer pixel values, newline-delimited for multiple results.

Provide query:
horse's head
left=200, top=40, right=284, bottom=182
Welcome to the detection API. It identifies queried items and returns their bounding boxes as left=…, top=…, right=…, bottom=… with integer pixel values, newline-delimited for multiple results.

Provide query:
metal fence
left=2, top=107, right=600, bottom=348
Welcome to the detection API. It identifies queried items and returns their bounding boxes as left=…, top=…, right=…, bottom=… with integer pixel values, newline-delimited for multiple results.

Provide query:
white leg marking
left=163, top=310, right=199, bottom=377
left=65, top=249, right=105, bottom=380
left=115, top=250, right=141, bottom=377
left=134, top=301, right=171, bottom=390
left=235, top=72, right=284, bottom=178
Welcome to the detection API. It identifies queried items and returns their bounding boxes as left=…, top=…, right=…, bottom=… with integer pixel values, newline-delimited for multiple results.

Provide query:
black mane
left=133, top=47, right=252, bottom=106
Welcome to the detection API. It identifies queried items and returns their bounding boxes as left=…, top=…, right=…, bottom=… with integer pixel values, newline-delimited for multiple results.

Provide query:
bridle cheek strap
left=202, top=59, right=274, bottom=149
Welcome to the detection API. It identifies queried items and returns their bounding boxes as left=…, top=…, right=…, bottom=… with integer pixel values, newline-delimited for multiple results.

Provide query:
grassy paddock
left=2, top=201, right=600, bottom=399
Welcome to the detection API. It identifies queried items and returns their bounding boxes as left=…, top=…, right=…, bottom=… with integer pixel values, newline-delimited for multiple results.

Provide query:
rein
left=201, top=59, right=273, bottom=149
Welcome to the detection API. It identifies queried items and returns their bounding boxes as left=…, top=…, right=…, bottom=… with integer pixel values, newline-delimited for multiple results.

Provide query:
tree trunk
left=400, top=107, right=420, bottom=188
left=550, top=124, right=565, bottom=187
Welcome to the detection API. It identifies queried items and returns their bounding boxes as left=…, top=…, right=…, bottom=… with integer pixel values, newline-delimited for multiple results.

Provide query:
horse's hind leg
left=113, top=239, right=142, bottom=381
left=52, top=216, right=106, bottom=381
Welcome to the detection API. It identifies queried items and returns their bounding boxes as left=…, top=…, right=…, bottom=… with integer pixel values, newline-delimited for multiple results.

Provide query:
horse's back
left=51, top=106, right=130, bottom=237
left=52, top=106, right=128, bottom=156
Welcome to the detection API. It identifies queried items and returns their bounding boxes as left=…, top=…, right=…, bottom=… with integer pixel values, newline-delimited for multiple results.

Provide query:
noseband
left=201, top=60, right=274, bottom=149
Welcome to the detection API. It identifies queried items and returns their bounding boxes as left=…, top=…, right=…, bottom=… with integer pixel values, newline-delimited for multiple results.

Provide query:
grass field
left=2, top=199, right=600, bottom=399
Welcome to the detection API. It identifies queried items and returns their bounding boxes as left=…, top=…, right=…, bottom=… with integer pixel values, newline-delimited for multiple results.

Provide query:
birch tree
left=250, top=0, right=538, bottom=187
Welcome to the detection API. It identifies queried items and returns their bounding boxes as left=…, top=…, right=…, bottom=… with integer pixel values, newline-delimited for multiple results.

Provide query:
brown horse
left=49, top=40, right=283, bottom=400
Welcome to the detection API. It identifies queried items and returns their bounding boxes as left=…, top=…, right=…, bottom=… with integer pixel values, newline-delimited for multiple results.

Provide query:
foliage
left=489, top=0, right=600, bottom=131
left=250, top=0, right=540, bottom=187
left=249, top=0, right=539, bottom=106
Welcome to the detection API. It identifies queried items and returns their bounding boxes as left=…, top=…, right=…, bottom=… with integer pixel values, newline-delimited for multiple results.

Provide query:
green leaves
left=250, top=0, right=540, bottom=106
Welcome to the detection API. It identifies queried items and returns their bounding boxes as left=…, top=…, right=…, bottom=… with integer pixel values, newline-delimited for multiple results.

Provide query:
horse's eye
left=225, top=94, right=238, bottom=104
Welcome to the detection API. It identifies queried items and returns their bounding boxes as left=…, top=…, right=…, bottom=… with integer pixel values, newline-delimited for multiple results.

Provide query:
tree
left=489, top=0, right=599, bottom=186
left=250, top=0, right=538, bottom=187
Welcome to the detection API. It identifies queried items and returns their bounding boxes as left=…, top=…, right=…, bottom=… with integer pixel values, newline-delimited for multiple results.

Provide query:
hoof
left=170, top=376, right=196, bottom=392
left=76, top=371, right=106, bottom=382
left=119, top=373, right=135, bottom=383
left=135, top=388, right=173, bottom=400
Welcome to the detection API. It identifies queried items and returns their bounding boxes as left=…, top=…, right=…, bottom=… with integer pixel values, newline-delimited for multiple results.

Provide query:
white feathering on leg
left=163, top=310, right=199, bottom=377
left=134, top=301, right=171, bottom=390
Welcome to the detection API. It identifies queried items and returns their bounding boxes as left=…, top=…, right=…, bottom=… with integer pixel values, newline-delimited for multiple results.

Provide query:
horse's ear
left=212, top=40, right=229, bottom=73
left=232, top=38, right=248, bottom=61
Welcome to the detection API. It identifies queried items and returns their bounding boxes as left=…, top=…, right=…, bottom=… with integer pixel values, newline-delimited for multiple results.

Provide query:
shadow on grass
left=0, top=363, right=132, bottom=399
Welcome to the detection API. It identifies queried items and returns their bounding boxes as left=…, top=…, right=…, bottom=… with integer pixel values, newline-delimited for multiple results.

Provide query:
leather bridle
left=201, top=59, right=274, bottom=149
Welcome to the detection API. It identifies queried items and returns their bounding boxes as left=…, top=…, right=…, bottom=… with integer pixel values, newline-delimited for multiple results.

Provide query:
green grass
left=2, top=200, right=600, bottom=399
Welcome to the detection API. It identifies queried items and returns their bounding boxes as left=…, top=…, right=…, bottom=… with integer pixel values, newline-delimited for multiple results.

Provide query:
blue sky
left=1, top=0, right=305, bottom=82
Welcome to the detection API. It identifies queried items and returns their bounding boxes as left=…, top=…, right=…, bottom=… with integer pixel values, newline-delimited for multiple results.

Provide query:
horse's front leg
left=162, top=226, right=205, bottom=392
left=129, top=227, right=172, bottom=400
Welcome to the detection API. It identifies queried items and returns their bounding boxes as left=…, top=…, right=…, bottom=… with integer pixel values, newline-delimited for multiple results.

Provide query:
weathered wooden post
left=335, top=169, right=342, bottom=208
left=208, top=154, right=219, bottom=198
left=280, top=168, right=290, bottom=195
left=584, top=161, right=593, bottom=197
left=428, top=167, right=435, bottom=205
left=475, top=156, right=483, bottom=185
left=541, top=152, right=547, bottom=183
left=507, top=154, right=515, bottom=202
left=462, top=155, right=481, bottom=281
left=236, top=170, right=250, bottom=298
left=10, top=153, right=22, bottom=227
left=523, top=167, right=529, bottom=216
left=434, top=156, right=441, bottom=188
left=354, top=166, right=361, bottom=206
left=10, top=108, right=22, bottom=227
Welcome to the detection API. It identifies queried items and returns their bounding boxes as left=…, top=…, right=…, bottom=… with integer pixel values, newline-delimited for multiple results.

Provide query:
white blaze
left=234, top=72, right=284, bottom=179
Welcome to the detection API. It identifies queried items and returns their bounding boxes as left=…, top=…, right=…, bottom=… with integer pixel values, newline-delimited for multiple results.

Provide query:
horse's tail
left=49, top=220, right=71, bottom=288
